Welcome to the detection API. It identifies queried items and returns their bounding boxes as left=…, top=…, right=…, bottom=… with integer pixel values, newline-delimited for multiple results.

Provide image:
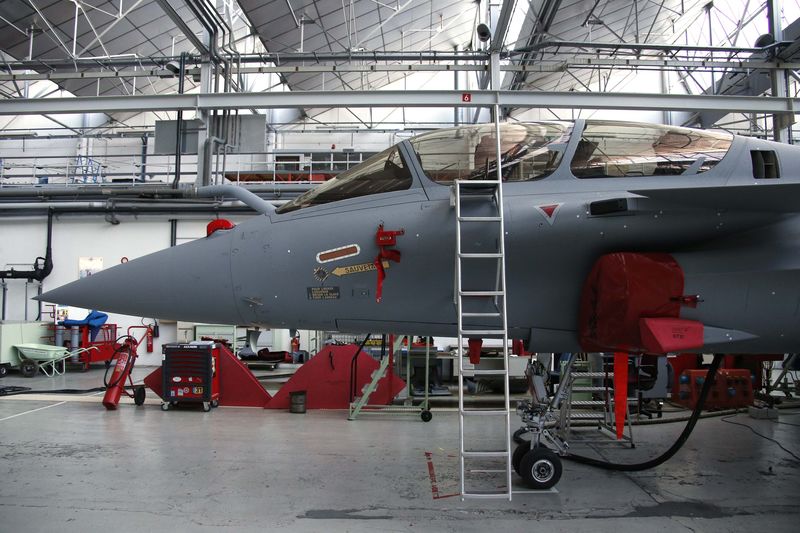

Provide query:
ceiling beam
left=489, top=0, right=516, bottom=53
left=154, top=0, right=210, bottom=55
left=0, top=90, right=796, bottom=115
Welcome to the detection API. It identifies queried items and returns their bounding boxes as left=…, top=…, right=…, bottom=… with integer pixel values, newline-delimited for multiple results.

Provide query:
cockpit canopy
left=408, top=122, right=571, bottom=183
left=571, top=121, right=733, bottom=178
left=276, top=120, right=734, bottom=213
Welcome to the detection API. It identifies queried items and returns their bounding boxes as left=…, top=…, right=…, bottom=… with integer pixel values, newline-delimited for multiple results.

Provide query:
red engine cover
left=579, top=253, right=685, bottom=353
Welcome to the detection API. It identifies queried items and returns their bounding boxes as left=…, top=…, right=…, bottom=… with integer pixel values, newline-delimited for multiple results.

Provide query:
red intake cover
left=579, top=253, right=684, bottom=353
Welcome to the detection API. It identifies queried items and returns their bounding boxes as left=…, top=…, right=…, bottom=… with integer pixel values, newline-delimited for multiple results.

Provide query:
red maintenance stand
left=160, top=342, right=220, bottom=412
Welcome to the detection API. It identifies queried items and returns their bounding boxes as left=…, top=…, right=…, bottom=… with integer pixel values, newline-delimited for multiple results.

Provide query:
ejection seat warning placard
left=307, top=287, right=340, bottom=300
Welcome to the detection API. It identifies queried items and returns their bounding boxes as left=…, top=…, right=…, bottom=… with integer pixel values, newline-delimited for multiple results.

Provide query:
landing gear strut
left=512, top=353, right=578, bottom=490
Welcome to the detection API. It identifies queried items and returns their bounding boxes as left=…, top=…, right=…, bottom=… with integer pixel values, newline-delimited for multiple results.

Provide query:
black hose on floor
left=564, top=353, right=723, bottom=471
left=0, top=386, right=107, bottom=396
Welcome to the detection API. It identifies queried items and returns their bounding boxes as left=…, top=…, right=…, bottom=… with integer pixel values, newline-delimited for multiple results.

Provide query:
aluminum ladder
left=348, top=335, right=406, bottom=420
left=455, top=178, right=512, bottom=500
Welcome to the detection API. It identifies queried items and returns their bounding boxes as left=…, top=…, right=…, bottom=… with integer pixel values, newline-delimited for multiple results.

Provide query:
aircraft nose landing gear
left=512, top=354, right=577, bottom=490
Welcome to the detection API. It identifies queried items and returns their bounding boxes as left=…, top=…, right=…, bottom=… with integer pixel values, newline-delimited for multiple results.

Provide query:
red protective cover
left=639, top=317, right=704, bottom=353
left=579, top=253, right=684, bottom=353
left=266, top=345, right=406, bottom=409
left=206, top=219, right=235, bottom=236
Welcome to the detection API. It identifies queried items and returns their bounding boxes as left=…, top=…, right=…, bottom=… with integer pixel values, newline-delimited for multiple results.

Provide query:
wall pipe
left=0, top=207, right=53, bottom=282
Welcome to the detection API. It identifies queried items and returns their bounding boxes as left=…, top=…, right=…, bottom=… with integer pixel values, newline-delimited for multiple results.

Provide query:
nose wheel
left=519, top=447, right=562, bottom=490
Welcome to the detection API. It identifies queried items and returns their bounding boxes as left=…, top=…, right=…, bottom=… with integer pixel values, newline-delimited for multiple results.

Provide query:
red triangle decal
left=540, top=204, right=558, bottom=218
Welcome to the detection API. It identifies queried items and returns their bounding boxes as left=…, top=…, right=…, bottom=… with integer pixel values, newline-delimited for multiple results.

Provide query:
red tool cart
left=160, top=342, right=220, bottom=412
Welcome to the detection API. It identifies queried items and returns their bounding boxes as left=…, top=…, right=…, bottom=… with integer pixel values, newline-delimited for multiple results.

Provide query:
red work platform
left=144, top=342, right=272, bottom=407
left=267, top=344, right=405, bottom=410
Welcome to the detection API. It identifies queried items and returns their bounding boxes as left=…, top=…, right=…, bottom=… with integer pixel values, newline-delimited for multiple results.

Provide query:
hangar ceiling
left=0, top=1, right=797, bottom=132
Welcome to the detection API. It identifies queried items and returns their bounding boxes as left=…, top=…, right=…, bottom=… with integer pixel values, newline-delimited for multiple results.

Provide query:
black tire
left=520, top=447, right=562, bottom=490
left=210, top=400, right=219, bottom=408
left=512, top=441, right=530, bottom=475
left=0, top=364, right=8, bottom=377
left=161, top=402, right=170, bottom=411
left=512, top=427, right=528, bottom=444
left=420, top=410, right=432, bottom=422
left=20, top=360, right=38, bottom=378
left=133, top=387, right=146, bottom=406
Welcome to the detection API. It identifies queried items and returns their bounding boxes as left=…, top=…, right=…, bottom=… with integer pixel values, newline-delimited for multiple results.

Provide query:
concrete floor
left=0, top=367, right=798, bottom=532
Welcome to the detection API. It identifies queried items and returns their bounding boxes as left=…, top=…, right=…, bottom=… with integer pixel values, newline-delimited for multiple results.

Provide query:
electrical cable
left=1, top=386, right=106, bottom=396
left=564, top=353, right=723, bottom=471
left=720, top=414, right=800, bottom=462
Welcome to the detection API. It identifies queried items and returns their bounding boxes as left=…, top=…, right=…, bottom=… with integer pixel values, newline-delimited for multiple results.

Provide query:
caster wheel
left=0, top=364, right=8, bottom=377
left=161, top=402, right=170, bottom=411
left=133, top=387, right=146, bottom=406
left=512, top=427, right=528, bottom=444
left=520, top=447, right=562, bottom=490
left=420, top=410, right=432, bottom=422
left=20, top=360, right=38, bottom=378
left=512, top=441, right=530, bottom=475
left=202, top=402, right=211, bottom=412
left=210, top=400, right=219, bottom=408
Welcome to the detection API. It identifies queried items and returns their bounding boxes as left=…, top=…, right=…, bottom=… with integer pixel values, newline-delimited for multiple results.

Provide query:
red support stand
left=266, top=344, right=405, bottom=410
left=144, top=343, right=272, bottom=407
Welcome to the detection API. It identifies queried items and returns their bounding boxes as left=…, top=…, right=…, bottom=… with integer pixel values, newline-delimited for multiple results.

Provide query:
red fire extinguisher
left=146, top=325, right=154, bottom=353
left=103, top=337, right=142, bottom=410
left=291, top=335, right=300, bottom=353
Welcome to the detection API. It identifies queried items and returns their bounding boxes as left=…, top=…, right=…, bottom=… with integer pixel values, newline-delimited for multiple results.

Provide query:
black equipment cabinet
left=161, top=342, right=220, bottom=412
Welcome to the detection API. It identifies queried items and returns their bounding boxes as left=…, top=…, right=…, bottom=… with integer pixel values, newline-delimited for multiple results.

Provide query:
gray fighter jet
left=40, top=119, right=800, bottom=356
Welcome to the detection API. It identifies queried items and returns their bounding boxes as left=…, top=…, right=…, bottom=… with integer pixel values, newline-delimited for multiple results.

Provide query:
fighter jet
left=40, top=119, right=800, bottom=356
left=38, top=118, right=800, bottom=492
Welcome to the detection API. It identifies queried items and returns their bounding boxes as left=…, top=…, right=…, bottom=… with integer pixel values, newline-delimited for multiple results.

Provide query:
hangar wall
left=0, top=215, right=256, bottom=365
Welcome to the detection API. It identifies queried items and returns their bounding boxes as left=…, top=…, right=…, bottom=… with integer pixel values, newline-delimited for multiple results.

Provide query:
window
left=570, top=121, right=733, bottom=178
left=408, top=122, right=571, bottom=183
left=276, top=146, right=411, bottom=213
left=751, top=150, right=779, bottom=179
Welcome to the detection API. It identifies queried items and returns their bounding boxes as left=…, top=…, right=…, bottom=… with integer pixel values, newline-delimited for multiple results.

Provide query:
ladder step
left=462, top=451, right=508, bottom=458
left=462, top=492, right=511, bottom=499
left=460, top=329, right=506, bottom=336
left=458, top=216, right=502, bottom=222
left=461, top=409, right=508, bottom=416
left=461, top=312, right=502, bottom=318
left=569, top=411, right=606, bottom=419
left=471, top=369, right=507, bottom=376
left=458, top=253, right=503, bottom=259
left=572, top=386, right=608, bottom=392
left=571, top=400, right=606, bottom=406
left=459, top=180, right=501, bottom=187
left=571, top=372, right=613, bottom=378
left=460, top=291, right=504, bottom=297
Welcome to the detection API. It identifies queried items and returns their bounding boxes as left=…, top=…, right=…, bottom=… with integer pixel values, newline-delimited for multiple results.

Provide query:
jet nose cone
left=39, top=229, right=244, bottom=324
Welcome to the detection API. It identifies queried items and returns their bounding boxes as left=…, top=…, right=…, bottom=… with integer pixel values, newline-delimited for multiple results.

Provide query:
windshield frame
left=276, top=142, right=417, bottom=214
